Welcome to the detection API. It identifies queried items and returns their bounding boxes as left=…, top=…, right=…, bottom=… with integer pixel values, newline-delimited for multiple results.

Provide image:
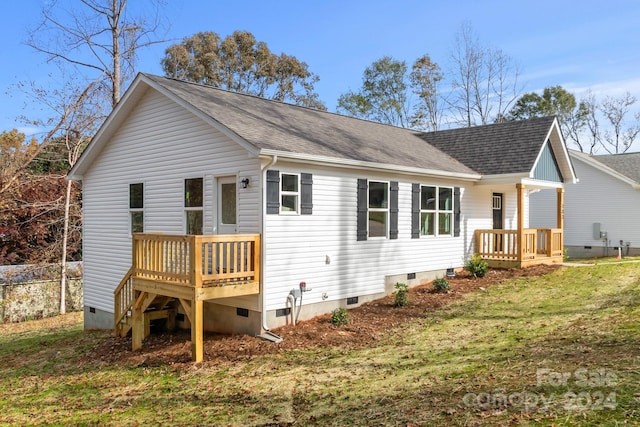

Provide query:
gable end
left=533, top=141, right=562, bottom=182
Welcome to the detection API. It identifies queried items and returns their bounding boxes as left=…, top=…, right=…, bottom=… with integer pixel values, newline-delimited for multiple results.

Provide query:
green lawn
left=1, top=262, right=639, bottom=426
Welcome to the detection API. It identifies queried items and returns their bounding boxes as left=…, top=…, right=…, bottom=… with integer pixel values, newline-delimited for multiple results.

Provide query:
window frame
left=279, top=172, right=300, bottom=215
left=184, top=177, right=204, bottom=235
left=368, top=180, right=389, bottom=239
left=129, top=182, right=144, bottom=235
left=419, top=184, right=454, bottom=237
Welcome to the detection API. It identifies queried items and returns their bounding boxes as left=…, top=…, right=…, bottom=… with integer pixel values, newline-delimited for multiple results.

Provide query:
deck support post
left=516, top=184, right=525, bottom=265
left=191, top=299, right=204, bottom=362
left=132, top=294, right=144, bottom=352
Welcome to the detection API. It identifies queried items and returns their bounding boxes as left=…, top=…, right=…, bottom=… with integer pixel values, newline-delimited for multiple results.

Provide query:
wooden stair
left=114, top=268, right=177, bottom=337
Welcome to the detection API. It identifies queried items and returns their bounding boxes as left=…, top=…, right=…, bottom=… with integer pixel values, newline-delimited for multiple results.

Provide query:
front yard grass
left=0, top=262, right=639, bottom=426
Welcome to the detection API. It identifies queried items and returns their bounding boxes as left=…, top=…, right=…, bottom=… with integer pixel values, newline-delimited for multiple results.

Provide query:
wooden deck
left=475, top=228, right=563, bottom=268
left=114, top=233, right=261, bottom=362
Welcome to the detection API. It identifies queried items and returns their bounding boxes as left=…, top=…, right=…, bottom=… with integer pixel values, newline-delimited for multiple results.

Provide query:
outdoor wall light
left=241, top=177, right=250, bottom=188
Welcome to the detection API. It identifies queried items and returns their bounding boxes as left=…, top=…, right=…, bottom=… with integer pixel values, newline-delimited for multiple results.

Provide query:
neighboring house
left=68, top=73, right=576, bottom=361
left=531, top=150, right=640, bottom=258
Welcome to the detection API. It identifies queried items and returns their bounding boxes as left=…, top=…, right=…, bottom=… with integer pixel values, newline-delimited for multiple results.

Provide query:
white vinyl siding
left=262, top=163, right=494, bottom=311
left=531, top=156, right=640, bottom=248
left=82, top=90, right=260, bottom=313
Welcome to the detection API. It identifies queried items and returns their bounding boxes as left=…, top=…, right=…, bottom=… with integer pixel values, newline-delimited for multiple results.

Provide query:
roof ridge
left=142, top=72, right=420, bottom=134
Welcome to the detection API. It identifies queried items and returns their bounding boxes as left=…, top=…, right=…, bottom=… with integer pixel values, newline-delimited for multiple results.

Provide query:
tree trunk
left=60, top=179, right=72, bottom=314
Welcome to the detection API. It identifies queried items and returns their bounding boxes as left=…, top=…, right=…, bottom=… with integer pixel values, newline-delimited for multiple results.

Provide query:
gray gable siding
left=533, top=141, right=562, bottom=182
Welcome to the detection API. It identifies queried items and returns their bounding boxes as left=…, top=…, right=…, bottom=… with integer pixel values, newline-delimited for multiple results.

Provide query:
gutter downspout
left=260, top=155, right=277, bottom=333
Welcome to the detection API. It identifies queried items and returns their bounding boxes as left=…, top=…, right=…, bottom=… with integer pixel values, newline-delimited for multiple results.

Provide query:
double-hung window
left=357, top=179, right=397, bottom=241
left=266, top=170, right=313, bottom=215
left=420, top=185, right=453, bottom=236
left=129, top=183, right=144, bottom=234
left=185, top=178, right=203, bottom=235
left=368, top=181, right=389, bottom=238
left=438, top=187, right=453, bottom=235
left=280, top=173, right=300, bottom=214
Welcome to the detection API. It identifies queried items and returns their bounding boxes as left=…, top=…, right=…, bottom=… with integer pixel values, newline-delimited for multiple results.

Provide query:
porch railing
left=475, top=228, right=562, bottom=261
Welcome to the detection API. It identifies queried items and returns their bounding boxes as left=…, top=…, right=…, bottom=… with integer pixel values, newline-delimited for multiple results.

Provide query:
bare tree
left=599, top=92, right=640, bottom=154
left=27, top=0, right=166, bottom=108
left=409, top=54, right=444, bottom=131
left=23, top=0, right=167, bottom=313
left=581, top=92, right=602, bottom=155
left=57, top=79, right=104, bottom=314
left=488, top=49, right=522, bottom=123
left=448, top=22, right=522, bottom=127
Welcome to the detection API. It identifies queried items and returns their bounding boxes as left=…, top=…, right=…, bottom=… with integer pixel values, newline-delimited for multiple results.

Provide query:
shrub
left=330, top=307, right=349, bottom=326
left=432, top=278, right=450, bottom=293
left=465, top=254, right=489, bottom=278
left=393, top=282, right=409, bottom=307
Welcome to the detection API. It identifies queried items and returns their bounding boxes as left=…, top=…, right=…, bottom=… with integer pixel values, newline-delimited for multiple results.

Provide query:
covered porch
left=475, top=184, right=565, bottom=268
left=114, top=233, right=261, bottom=362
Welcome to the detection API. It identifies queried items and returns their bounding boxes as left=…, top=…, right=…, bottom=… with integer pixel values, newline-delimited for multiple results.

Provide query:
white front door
left=217, top=176, right=237, bottom=234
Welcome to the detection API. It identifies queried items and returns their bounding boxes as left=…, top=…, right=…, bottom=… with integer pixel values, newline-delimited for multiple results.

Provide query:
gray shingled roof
left=593, top=152, right=640, bottom=184
left=143, top=74, right=558, bottom=178
left=144, top=74, right=477, bottom=176
left=418, top=116, right=557, bottom=175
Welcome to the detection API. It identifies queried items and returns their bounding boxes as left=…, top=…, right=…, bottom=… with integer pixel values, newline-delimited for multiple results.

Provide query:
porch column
left=557, top=187, right=564, bottom=251
left=556, top=188, right=564, bottom=230
left=516, top=183, right=525, bottom=262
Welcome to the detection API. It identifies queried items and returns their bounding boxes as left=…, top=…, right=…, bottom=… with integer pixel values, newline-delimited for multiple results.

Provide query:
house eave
left=570, top=150, right=640, bottom=189
left=258, top=149, right=481, bottom=181
left=476, top=173, right=566, bottom=188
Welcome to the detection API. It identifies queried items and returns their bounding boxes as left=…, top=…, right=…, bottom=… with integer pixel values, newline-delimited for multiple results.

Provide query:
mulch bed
left=85, top=264, right=560, bottom=367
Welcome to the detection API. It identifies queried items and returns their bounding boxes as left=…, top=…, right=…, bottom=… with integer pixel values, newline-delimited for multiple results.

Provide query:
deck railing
left=132, top=233, right=261, bottom=287
left=475, top=228, right=562, bottom=261
left=114, top=233, right=261, bottom=333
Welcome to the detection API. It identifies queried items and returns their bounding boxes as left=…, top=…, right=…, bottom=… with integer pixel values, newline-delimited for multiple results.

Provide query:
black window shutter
left=454, top=186, right=461, bottom=237
left=389, top=181, right=399, bottom=239
left=357, top=179, right=368, bottom=241
left=300, top=173, right=313, bottom=215
left=411, top=183, right=420, bottom=238
left=266, top=170, right=280, bottom=214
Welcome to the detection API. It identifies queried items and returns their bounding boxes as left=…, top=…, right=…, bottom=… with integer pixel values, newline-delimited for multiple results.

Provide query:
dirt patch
left=85, top=265, right=560, bottom=368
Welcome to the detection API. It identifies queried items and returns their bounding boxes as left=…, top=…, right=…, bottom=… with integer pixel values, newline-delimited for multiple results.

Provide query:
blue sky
left=2, top=0, right=640, bottom=149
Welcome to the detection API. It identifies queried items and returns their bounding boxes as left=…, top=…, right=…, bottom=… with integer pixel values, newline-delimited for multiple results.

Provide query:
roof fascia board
left=477, top=173, right=565, bottom=188
left=476, top=172, right=529, bottom=186
left=521, top=178, right=564, bottom=189
left=530, top=118, right=577, bottom=184
left=258, top=150, right=481, bottom=181
left=68, top=74, right=261, bottom=179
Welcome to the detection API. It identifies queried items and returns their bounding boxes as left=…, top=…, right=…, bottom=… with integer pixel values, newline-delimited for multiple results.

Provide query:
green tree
left=337, top=56, right=410, bottom=127
left=162, top=30, right=325, bottom=110
left=508, top=86, right=590, bottom=152
left=508, top=86, right=577, bottom=121
left=0, top=130, right=38, bottom=196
